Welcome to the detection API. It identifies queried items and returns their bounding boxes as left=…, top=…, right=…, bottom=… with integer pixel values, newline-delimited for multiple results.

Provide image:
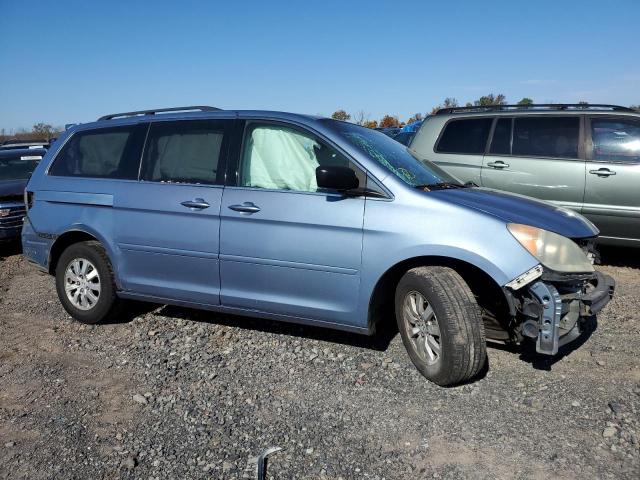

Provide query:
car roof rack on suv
left=435, top=103, right=637, bottom=115
left=98, top=106, right=221, bottom=121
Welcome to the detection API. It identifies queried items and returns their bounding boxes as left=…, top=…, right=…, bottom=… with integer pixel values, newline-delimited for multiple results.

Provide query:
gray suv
left=410, top=104, right=640, bottom=246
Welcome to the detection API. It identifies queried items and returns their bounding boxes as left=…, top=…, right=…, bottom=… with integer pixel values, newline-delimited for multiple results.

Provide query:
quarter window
left=591, top=118, right=640, bottom=163
left=141, top=120, right=226, bottom=185
left=512, top=117, right=579, bottom=159
left=49, top=125, right=146, bottom=179
left=435, top=118, right=492, bottom=154
left=240, top=123, right=358, bottom=192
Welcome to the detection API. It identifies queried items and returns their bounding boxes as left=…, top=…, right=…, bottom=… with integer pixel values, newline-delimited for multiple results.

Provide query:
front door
left=116, top=119, right=232, bottom=304
left=219, top=121, right=365, bottom=326
left=481, top=116, right=586, bottom=213
left=584, top=116, right=640, bottom=243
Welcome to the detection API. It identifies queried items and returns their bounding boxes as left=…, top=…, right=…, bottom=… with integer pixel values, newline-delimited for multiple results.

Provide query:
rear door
left=219, top=120, right=366, bottom=326
left=115, top=119, right=232, bottom=304
left=426, top=117, right=492, bottom=184
left=481, top=116, right=586, bottom=212
left=583, top=116, right=640, bottom=243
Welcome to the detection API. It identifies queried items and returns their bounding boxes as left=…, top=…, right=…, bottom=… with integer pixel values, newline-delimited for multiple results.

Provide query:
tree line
left=332, top=95, right=640, bottom=129
left=0, top=123, right=62, bottom=143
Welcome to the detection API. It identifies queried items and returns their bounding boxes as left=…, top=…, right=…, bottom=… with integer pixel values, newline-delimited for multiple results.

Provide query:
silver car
left=410, top=104, right=640, bottom=246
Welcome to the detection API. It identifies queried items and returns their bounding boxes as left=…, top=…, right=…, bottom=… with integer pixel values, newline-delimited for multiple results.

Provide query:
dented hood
left=428, top=187, right=598, bottom=239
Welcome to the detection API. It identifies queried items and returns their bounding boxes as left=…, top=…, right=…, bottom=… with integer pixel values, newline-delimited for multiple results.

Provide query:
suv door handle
left=487, top=161, right=510, bottom=169
left=589, top=168, right=616, bottom=177
left=181, top=198, right=210, bottom=209
left=228, top=202, right=261, bottom=214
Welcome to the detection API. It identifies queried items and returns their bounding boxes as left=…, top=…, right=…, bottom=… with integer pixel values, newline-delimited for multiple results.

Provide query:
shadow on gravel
left=599, top=245, right=640, bottom=269
left=0, top=240, right=22, bottom=259
left=488, top=315, right=598, bottom=371
left=156, top=305, right=399, bottom=352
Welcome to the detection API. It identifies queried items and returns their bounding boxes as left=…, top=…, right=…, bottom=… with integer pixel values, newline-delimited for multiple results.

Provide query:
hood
left=428, top=187, right=598, bottom=239
left=0, top=179, right=27, bottom=200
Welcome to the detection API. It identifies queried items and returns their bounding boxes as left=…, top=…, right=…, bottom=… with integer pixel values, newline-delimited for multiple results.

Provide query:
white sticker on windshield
left=28, top=145, right=45, bottom=149
left=20, top=156, right=42, bottom=160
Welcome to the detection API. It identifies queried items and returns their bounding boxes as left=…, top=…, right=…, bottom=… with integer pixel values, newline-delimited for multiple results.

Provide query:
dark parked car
left=0, top=148, right=45, bottom=240
left=393, top=131, right=416, bottom=146
left=0, top=139, right=49, bottom=150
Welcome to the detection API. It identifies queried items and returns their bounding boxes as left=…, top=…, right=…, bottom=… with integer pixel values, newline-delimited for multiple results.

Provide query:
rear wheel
left=395, top=266, right=486, bottom=386
left=55, top=241, right=121, bottom=324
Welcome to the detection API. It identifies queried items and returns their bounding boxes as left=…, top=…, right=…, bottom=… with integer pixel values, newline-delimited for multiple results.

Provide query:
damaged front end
left=505, top=264, right=615, bottom=355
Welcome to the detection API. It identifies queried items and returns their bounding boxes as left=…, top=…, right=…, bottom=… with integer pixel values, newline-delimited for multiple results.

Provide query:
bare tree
left=352, top=110, right=369, bottom=126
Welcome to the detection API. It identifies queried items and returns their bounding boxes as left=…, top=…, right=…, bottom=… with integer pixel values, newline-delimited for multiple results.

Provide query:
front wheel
left=395, top=266, right=487, bottom=386
left=55, top=241, right=121, bottom=324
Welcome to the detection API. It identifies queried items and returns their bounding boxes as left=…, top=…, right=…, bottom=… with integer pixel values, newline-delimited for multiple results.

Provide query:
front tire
left=395, top=266, right=486, bottom=386
left=55, top=241, right=121, bottom=324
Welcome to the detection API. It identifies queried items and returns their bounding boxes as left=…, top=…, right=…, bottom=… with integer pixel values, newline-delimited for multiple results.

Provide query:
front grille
left=0, top=206, right=26, bottom=229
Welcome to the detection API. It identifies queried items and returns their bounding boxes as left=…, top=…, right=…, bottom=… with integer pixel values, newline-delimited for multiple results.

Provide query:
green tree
left=517, top=97, right=534, bottom=105
left=331, top=109, right=351, bottom=121
left=431, top=97, right=459, bottom=114
left=474, top=94, right=507, bottom=106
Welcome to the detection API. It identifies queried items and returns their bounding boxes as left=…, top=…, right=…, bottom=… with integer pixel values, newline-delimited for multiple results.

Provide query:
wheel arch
left=49, top=229, right=120, bottom=285
left=367, top=255, right=513, bottom=336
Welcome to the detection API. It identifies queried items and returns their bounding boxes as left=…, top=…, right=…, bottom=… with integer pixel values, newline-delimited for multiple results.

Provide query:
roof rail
left=435, top=103, right=637, bottom=115
left=98, top=105, right=221, bottom=121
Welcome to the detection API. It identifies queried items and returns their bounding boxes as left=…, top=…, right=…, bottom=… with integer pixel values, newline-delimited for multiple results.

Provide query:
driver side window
left=240, top=123, right=360, bottom=192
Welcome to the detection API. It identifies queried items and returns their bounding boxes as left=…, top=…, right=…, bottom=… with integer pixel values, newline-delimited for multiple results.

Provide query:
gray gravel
left=1, top=243, right=639, bottom=479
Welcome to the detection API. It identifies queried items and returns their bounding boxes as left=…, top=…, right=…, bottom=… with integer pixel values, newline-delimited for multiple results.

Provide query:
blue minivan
left=22, top=106, right=614, bottom=385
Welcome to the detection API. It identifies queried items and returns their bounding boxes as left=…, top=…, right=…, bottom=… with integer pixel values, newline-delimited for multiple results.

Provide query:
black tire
left=395, top=266, right=486, bottom=386
left=55, top=241, right=121, bottom=324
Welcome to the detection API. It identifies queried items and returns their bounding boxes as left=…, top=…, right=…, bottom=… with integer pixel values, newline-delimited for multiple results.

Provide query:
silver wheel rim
left=402, top=291, right=442, bottom=366
left=64, top=258, right=101, bottom=311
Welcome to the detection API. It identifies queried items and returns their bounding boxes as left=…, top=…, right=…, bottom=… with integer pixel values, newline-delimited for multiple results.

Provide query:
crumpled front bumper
left=512, top=270, right=615, bottom=355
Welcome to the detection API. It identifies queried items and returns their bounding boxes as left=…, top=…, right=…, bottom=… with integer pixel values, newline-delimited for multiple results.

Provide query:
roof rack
left=98, top=105, right=221, bottom=121
left=435, top=103, right=637, bottom=115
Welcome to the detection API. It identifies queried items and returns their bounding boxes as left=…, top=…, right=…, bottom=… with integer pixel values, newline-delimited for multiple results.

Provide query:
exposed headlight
left=507, top=223, right=594, bottom=273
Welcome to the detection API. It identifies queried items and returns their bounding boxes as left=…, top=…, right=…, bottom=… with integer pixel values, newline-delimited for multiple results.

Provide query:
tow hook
left=528, top=282, right=562, bottom=355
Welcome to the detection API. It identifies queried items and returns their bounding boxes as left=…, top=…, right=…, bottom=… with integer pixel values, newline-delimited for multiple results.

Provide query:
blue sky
left=1, top=0, right=638, bottom=130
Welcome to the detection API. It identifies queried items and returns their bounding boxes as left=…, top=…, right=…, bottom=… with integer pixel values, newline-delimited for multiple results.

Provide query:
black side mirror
left=316, top=166, right=359, bottom=191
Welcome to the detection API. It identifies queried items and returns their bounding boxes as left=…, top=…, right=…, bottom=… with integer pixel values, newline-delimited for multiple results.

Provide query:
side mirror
left=316, top=166, right=359, bottom=192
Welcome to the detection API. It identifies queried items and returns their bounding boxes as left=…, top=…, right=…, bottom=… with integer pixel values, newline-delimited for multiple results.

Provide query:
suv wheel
left=55, top=241, right=121, bottom=324
left=395, top=266, right=487, bottom=386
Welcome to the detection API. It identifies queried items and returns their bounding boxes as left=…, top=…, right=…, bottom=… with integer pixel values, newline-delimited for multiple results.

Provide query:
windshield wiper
left=415, top=182, right=465, bottom=191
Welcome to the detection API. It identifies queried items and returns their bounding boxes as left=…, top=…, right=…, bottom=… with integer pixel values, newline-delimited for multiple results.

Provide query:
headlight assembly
left=507, top=223, right=594, bottom=273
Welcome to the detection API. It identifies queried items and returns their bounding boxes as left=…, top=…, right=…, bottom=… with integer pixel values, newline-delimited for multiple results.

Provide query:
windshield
left=321, top=119, right=461, bottom=187
left=0, top=154, right=42, bottom=181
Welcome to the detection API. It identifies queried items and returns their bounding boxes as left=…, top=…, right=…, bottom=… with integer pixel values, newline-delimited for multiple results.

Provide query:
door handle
left=487, top=161, right=510, bottom=169
left=589, top=168, right=616, bottom=177
left=181, top=198, right=210, bottom=209
left=228, top=202, right=261, bottom=214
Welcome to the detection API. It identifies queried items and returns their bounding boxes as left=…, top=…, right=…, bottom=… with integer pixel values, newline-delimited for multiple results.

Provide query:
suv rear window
left=435, top=118, right=492, bottom=154
left=49, top=125, right=146, bottom=179
left=512, top=117, right=579, bottom=159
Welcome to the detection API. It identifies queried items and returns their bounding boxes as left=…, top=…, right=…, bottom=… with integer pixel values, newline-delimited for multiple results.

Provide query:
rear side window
left=489, top=118, right=512, bottom=155
left=512, top=117, right=579, bottom=159
left=590, top=118, right=640, bottom=163
left=435, top=118, right=492, bottom=154
left=49, top=125, right=146, bottom=179
left=141, top=120, right=227, bottom=185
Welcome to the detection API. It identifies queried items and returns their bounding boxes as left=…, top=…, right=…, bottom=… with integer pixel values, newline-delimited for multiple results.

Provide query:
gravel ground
left=1, top=242, right=639, bottom=479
